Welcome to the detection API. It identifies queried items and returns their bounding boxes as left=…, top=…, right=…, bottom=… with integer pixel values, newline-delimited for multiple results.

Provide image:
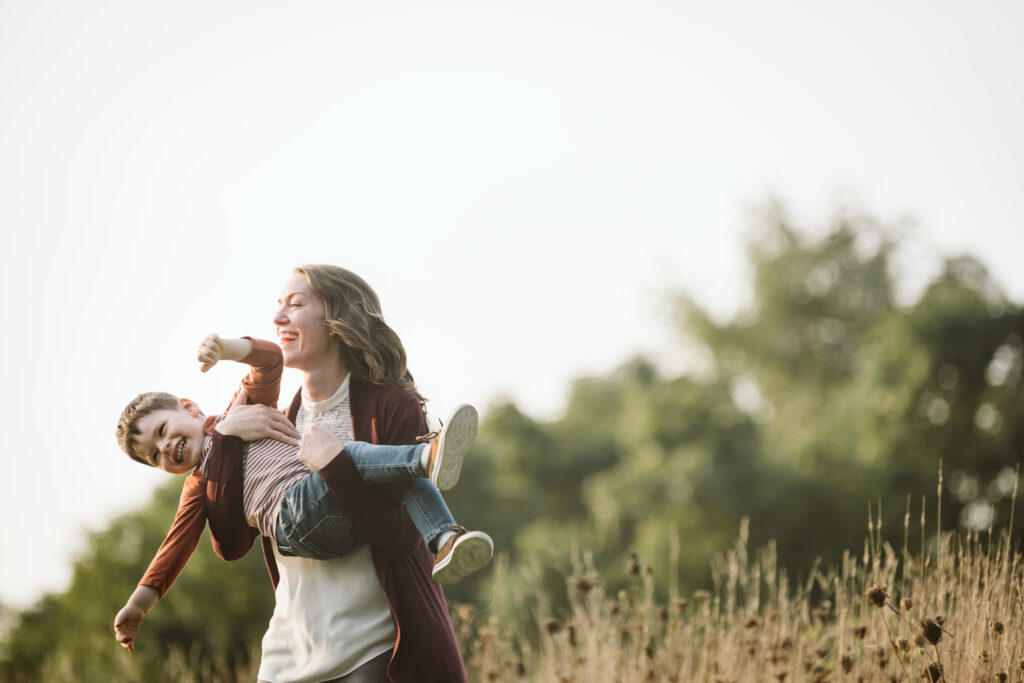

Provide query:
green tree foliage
left=445, top=204, right=1023, bottom=618
left=0, top=480, right=273, bottom=681
left=3, top=203, right=1021, bottom=678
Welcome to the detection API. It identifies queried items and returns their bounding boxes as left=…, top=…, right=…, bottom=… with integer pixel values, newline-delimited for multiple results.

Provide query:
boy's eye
left=158, top=424, right=165, bottom=437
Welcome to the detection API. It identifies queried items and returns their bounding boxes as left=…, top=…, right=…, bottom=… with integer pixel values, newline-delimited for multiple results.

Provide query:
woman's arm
left=300, top=388, right=427, bottom=558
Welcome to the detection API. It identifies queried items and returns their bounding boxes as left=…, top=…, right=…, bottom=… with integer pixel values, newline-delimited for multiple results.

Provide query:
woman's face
left=274, top=273, right=338, bottom=371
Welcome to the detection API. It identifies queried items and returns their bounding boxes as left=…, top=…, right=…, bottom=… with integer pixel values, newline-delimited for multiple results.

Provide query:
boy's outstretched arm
left=202, top=335, right=295, bottom=559
left=114, top=585, right=159, bottom=653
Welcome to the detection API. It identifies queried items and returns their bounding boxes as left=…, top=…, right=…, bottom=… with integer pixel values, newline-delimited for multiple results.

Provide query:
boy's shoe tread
left=432, top=526, right=493, bottom=585
left=424, top=403, right=478, bottom=491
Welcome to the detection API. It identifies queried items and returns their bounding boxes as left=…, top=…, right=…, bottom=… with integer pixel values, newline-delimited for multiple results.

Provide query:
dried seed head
left=744, top=617, right=759, bottom=629
left=921, top=662, right=942, bottom=681
left=609, top=603, right=621, bottom=617
left=841, top=655, right=853, bottom=673
left=853, top=625, right=867, bottom=640
left=979, top=650, right=990, bottom=663
left=627, top=552, right=640, bottom=575
left=993, top=621, right=1005, bottom=635
left=567, top=624, right=577, bottom=647
left=865, top=584, right=888, bottom=608
left=574, top=575, right=600, bottom=594
left=897, top=638, right=911, bottom=652
left=900, top=597, right=913, bottom=611
left=673, top=599, right=687, bottom=615
left=643, top=564, right=653, bottom=577
left=996, top=673, right=1007, bottom=682
left=542, top=619, right=561, bottom=635
left=919, top=619, right=943, bottom=646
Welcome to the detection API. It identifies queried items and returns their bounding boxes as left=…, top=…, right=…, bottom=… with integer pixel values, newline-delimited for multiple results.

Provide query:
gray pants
left=259, top=649, right=391, bottom=683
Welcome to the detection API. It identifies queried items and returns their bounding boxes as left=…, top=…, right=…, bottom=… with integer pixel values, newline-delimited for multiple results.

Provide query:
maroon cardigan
left=204, top=378, right=467, bottom=683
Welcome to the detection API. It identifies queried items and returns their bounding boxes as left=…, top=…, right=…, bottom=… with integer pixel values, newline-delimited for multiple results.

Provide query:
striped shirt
left=199, top=374, right=356, bottom=540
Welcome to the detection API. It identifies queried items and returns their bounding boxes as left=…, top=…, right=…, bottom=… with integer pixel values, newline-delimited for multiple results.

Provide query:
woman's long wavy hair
left=296, top=264, right=424, bottom=403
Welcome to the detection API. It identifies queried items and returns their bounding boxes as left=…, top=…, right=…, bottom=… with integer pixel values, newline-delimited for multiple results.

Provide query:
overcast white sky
left=1, top=0, right=1022, bottom=611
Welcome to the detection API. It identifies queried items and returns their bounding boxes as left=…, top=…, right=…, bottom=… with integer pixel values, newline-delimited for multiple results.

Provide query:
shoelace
left=415, top=417, right=444, bottom=443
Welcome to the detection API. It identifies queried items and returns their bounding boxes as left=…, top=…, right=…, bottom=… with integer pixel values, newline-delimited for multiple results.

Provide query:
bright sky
left=1, top=0, right=1022, bottom=611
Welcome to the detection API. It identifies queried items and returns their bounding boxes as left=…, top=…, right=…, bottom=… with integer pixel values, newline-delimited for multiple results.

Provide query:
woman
left=205, top=265, right=467, bottom=683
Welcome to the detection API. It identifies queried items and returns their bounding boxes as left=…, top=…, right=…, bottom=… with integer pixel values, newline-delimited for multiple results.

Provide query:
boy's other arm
left=202, top=335, right=289, bottom=558
left=137, top=474, right=208, bottom=596
left=205, top=335, right=284, bottom=410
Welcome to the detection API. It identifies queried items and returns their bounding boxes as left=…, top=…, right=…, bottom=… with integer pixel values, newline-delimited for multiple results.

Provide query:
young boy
left=114, top=334, right=492, bottom=652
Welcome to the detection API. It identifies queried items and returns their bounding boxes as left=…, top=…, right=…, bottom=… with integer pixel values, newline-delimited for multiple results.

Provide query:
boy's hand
left=197, top=334, right=253, bottom=372
left=198, top=333, right=227, bottom=372
left=215, top=403, right=300, bottom=445
left=114, top=602, right=146, bottom=653
left=299, top=424, right=343, bottom=472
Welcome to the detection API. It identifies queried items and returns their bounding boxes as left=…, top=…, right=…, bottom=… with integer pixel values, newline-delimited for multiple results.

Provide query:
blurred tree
left=0, top=480, right=272, bottom=681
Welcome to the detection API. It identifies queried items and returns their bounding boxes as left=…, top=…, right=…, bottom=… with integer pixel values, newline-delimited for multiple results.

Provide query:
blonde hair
left=116, top=391, right=180, bottom=466
left=296, top=264, right=424, bottom=402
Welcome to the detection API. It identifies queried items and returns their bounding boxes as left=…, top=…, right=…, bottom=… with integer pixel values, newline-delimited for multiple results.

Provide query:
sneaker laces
left=416, top=418, right=443, bottom=443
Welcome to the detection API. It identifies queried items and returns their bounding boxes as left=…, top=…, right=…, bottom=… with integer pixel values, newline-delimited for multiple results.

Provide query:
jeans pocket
left=297, top=510, right=364, bottom=559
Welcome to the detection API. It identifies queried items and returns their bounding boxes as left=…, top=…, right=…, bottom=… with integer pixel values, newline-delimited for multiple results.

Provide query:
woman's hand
left=298, top=424, right=343, bottom=472
left=215, top=404, right=300, bottom=445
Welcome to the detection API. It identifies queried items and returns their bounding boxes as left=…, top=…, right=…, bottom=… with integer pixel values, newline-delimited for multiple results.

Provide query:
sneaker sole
left=432, top=532, right=494, bottom=585
left=433, top=403, right=478, bottom=491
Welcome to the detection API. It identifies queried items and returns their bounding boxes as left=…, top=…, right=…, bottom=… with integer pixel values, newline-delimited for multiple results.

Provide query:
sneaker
left=432, top=526, right=494, bottom=585
left=422, top=403, right=478, bottom=491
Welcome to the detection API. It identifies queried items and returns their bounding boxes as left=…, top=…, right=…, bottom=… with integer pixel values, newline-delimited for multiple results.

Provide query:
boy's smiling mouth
left=174, top=438, right=187, bottom=464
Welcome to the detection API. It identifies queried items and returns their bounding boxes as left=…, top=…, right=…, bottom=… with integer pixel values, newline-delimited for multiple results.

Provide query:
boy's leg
left=345, top=403, right=479, bottom=491
left=343, top=441, right=426, bottom=483
left=386, top=479, right=494, bottom=585
left=276, top=472, right=366, bottom=560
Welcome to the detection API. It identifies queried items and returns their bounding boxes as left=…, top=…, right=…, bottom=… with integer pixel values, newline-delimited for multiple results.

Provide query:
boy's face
left=133, top=400, right=206, bottom=474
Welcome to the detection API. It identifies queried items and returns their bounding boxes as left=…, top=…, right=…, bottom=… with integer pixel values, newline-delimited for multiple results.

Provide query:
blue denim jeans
left=275, top=441, right=455, bottom=560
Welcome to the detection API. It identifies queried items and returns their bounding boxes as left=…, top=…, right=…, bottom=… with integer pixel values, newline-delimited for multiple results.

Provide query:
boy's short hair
left=117, top=391, right=180, bottom=466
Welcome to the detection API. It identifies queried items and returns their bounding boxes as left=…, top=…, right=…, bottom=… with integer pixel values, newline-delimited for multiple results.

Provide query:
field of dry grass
left=458, top=498, right=1023, bottom=682
left=29, top=493, right=1022, bottom=682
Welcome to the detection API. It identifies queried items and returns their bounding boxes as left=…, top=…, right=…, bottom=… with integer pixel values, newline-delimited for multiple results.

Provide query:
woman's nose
left=273, top=307, right=287, bottom=325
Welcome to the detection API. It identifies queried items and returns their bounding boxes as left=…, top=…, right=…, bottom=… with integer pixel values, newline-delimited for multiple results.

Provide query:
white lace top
left=257, top=375, right=395, bottom=682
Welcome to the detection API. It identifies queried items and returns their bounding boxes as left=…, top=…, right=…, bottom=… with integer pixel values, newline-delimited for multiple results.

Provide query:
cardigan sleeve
left=316, top=386, right=426, bottom=558
left=138, top=471, right=209, bottom=598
